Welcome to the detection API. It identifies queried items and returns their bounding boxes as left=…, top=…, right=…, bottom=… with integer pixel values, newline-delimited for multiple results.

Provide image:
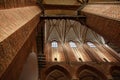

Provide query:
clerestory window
left=87, top=42, right=96, bottom=48
left=69, top=41, right=77, bottom=48
left=51, top=41, right=58, bottom=48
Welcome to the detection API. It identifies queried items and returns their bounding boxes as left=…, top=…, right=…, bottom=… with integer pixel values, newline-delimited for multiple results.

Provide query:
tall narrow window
left=69, top=41, right=77, bottom=48
left=87, top=42, right=96, bottom=48
left=51, top=41, right=58, bottom=48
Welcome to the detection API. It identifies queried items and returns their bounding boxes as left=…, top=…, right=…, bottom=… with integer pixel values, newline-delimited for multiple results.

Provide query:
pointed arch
left=110, top=66, right=120, bottom=80
left=79, top=70, right=100, bottom=80
left=110, top=66, right=120, bottom=73
left=76, top=65, right=107, bottom=80
left=51, top=41, right=58, bottom=48
left=45, top=65, right=71, bottom=80
left=46, top=69, right=68, bottom=80
left=87, top=41, right=96, bottom=48
left=69, top=41, right=77, bottom=48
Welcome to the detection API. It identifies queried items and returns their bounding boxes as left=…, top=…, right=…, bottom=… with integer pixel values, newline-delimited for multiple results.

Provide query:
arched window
left=51, top=41, right=58, bottom=48
left=69, top=41, right=77, bottom=48
left=87, top=42, right=96, bottom=48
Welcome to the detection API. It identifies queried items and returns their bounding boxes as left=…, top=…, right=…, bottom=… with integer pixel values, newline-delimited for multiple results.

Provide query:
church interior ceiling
left=37, top=0, right=120, bottom=53
left=0, top=0, right=120, bottom=80
left=44, top=19, right=120, bottom=63
left=43, top=17, right=120, bottom=80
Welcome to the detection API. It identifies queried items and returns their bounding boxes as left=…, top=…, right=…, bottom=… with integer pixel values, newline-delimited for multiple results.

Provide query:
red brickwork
left=81, top=3, right=120, bottom=47
left=0, top=6, right=41, bottom=78
left=0, top=0, right=37, bottom=9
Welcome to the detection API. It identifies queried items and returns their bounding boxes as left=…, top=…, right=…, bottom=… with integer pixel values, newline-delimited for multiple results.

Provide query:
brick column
left=107, top=74, right=113, bottom=80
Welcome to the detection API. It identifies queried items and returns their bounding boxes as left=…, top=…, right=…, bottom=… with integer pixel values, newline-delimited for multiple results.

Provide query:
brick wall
left=0, top=6, right=41, bottom=79
left=81, top=3, right=120, bottom=47
left=0, top=0, right=37, bottom=9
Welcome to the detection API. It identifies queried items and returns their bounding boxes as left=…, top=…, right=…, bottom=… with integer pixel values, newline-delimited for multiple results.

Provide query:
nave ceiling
left=45, top=19, right=105, bottom=44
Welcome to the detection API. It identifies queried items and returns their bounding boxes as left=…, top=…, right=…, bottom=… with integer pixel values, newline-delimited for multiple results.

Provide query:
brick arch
left=79, top=70, right=100, bottom=80
left=50, top=40, right=59, bottom=43
left=110, top=66, right=120, bottom=73
left=76, top=65, right=107, bottom=80
left=110, top=66, right=120, bottom=80
left=45, top=65, right=72, bottom=79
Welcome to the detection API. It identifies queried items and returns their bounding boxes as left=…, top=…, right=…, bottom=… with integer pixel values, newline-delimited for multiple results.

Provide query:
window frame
left=87, top=42, right=96, bottom=48
left=69, top=41, right=77, bottom=48
left=51, top=41, right=58, bottom=48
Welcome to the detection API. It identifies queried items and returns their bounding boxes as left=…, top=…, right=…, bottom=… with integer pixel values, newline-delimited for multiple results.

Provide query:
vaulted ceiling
left=38, top=0, right=120, bottom=53
left=45, top=19, right=105, bottom=44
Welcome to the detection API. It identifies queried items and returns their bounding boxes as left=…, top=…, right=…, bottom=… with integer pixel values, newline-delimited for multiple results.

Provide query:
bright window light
left=51, top=41, right=58, bottom=48
left=69, top=41, right=77, bottom=48
left=87, top=42, right=96, bottom=48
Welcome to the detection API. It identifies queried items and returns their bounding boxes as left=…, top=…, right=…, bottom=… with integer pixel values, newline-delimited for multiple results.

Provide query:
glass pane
left=51, top=41, right=58, bottom=48
left=69, top=41, right=77, bottom=48
left=87, top=42, right=96, bottom=48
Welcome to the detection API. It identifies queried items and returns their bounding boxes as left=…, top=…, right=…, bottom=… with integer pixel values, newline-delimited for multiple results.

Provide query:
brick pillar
left=107, top=74, right=113, bottom=80
left=71, top=76, right=79, bottom=80
left=71, top=78, right=79, bottom=80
